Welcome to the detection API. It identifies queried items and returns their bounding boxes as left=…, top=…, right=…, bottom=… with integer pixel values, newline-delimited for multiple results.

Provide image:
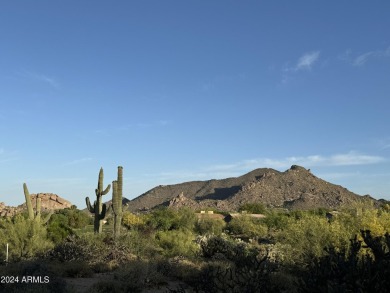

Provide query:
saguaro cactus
left=23, top=183, right=52, bottom=224
left=112, top=166, right=123, bottom=239
left=86, top=167, right=111, bottom=233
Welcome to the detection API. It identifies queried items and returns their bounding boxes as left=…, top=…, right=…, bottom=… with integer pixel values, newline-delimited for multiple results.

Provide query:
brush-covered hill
left=126, top=165, right=376, bottom=212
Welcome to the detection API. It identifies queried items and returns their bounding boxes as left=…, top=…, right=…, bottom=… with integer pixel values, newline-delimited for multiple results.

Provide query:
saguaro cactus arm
left=99, top=203, right=108, bottom=220
left=41, top=212, right=52, bottom=225
left=23, top=183, right=52, bottom=224
left=86, top=197, right=95, bottom=213
left=40, top=208, right=53, bottom=225
left=102, top=185, right=111, bottom=196
left=23, top=183, right=34, bottom=220
left=35, top=197, right=41, bottom=221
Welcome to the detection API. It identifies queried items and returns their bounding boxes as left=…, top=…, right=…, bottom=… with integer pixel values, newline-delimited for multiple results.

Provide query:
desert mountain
left=126, top=165, right=375, bottom=212
left=0, top=193, right=73, bottom=217
left=104, top=197, right=131, bottom=207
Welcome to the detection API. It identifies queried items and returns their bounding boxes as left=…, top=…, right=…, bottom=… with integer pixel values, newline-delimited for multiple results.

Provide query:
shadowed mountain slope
left=127, top=168, right=274, bottom=211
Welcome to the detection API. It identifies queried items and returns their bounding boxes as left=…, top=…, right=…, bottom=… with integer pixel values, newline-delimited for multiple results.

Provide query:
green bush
left=262, top=210, right=289, bottom=232
left=146, top=207, right=177, bottom=231
left=47, top=214, right=74, bottom=243
left=228, top=215, right=267, bottom=238
left=174, top=208, right=197, bottom=231
left=156, top=229, right=199, bottom=257
left=238, top=202, right=266, bottom=214
left=274, top=213, right=352, bottom=265
left=122, top=211, right=145, bottom=230
left=117, top=230, right=160, bottom=258
left=195, top=217, right=226, bottom=235
left=0, top=215, right=53, bottom=261
left=146, top=207, right=197, bottom=232
left=199, top=235, right=238, bottom=259
left=63, top=208, right=90, bottom=229
left=46, top=209, right=90, bottom=243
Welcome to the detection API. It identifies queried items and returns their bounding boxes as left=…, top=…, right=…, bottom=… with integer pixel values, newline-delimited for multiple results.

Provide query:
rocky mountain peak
left=126, top=165, right=376, bottom=212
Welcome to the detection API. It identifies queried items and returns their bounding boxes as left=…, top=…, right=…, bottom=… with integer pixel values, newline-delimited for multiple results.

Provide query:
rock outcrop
left=22, top=193, right=73, bottom=210
left=0, top=202, right=18, bottom=217
left=167, top=192, right=200, bottom=209
left=0, top=193, right=73, bottom=217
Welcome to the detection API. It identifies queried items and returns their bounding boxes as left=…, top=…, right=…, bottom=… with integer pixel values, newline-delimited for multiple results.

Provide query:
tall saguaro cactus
left=112, top=166, right=123, bottom=239
left=23, top=183, right=52, bottom=224
left=86, top=168, right=111, bottom=233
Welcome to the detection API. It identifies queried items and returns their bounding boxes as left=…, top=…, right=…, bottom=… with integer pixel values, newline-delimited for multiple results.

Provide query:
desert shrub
left=360, top=208, right=390, bottom=237
left=46, top=209, right=90, bottom=243
left=0, top=215, right=53, bottom=261
left=174, top=208, right=197, bottom=231
left=90, top=260, right=119, bottom=273
left=49, top=208, right=89, bottom=228
left=62, top=208, right=90, bottom=229
left=238, top=202, right=267, bottom=214
left=228, top=215, right=268, bottom=238
left=308, top=207, right=330, bottom=216
left=198, top=235, right=237, bottom=259
left=198, top=234, right=266, bottom=265
left=274, top=213, right=352, bottom=266
left=47, top=233, right=107, bottom=263
left=195, top=260, right=273, bottom=292
left=261, top=210, right=289, bottom=232
left=77, top=233, right=113, bottom=262
left=48, top=232, right=142, bottom=269
left=122, top=211, right=145, bottom=230
left=196, top=235, right=274, bottom=292
left=47, top=237, right=89, bottom=262
left=195, top=217, right=226, bottom=235
left=146, top=207, right=177, bottom=231
left=323, top=208, right=390, bottom=249
left=156, top=257, right=202, bottom=282
left=300, top=230, right=390, bottom=293
left=113, top=259, right=167, bottom=292
left=146, top=207, right=197, bottom=232
left=381, top=201, right=390, bottom=212
left=117, top=229, right=161, bottom=258
left=47, top=213, right=74, bottom=243
left=156, top=229, right=199, bottom=257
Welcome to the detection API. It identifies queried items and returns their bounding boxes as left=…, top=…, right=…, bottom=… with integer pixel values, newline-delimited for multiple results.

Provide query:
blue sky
left=1, top=1, right=390, bottom=208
